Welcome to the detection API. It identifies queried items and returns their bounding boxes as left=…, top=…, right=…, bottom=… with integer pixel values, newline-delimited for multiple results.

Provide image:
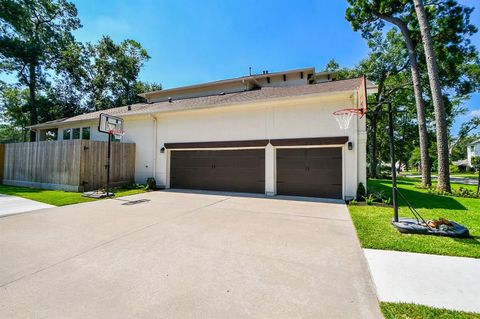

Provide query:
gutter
left=149, top=114, right=158, bottom=182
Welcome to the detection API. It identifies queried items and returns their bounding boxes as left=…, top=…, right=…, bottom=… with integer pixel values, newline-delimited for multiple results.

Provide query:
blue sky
left=4, top=0, right=480, bottom=133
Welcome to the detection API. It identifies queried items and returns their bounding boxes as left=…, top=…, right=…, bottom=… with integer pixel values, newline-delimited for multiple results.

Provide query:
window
left=45, top=129, right=58, bottom=141
left=82, top=127, right=90, bottom=140
left=63, top=128, right=71, bottom=140
left=72, top=128, right=81, bottom=140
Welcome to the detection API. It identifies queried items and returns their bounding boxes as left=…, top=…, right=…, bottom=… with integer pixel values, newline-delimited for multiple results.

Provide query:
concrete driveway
left=0, top=191, right=381, bottom=318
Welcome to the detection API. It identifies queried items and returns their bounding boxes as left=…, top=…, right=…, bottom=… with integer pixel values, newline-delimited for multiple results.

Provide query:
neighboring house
left=467, top=139, right=480, bottom=167
left=28, top=67, right=375, bottom=200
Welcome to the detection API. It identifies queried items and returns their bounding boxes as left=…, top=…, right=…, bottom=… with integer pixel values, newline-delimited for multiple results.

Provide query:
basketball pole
left=106, top=132, right=111, bottom=197
left=387, top=102, right=399, bottom=222
left=365, top=101, right=398, bottom=222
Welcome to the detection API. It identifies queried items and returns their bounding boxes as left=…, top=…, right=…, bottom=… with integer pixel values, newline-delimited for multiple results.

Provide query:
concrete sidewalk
left=365, top=248, right=480, bottom=313
left=0, top=194, right=54, bottom=217
left=403, top=174, right=478, bottom=185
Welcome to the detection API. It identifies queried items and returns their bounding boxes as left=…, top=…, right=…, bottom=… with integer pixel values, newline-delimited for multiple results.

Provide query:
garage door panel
left=277, top=147, right=342, bottom=199
left=170, top=149, right=265, bottom=194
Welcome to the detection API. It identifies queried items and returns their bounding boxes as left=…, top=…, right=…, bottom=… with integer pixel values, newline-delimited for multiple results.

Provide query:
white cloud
left=469, top=109, right=480, bottom=117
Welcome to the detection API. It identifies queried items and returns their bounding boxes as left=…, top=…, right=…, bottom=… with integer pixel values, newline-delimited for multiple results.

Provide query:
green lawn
left=0, top=184, right=147, bottom=206
left=381, top=302, right=480, bottom=319
left=349, top=178, right=480, bottom=258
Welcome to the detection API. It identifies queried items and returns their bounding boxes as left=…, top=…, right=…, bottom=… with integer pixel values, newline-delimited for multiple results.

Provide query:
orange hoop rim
left=109, top=129, right=124, bottom=136
left=332, top=108, right=366, bottom=118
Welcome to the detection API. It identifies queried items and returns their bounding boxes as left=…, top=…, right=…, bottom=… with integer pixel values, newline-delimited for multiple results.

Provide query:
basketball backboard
left=98, top=113, right=124, bottom=137
left=357, top=75, right=367, bottom=113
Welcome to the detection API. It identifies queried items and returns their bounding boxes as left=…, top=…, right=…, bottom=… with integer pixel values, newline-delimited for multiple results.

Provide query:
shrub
left=420, top=184, right=479, bottom=199
left=449, top=164, right=460, bottom=174
left=349, top=199, right=358, bottom=206
left=356, top=182, right=366, bottom=201
left=382, top=197, right=392, bottom=205
left=146, top=177, right=157, bottom=190
left=363, top=194, right=375, bottom=205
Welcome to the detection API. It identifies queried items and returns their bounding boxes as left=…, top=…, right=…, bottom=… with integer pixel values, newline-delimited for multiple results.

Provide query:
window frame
left=72, top=128, right=81, bottom=140
left=63, top=128, right=72, bottom=140
left=81, top=127, right=91, bottom=140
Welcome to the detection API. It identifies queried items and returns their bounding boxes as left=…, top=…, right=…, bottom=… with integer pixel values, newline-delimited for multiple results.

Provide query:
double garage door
left=170, top=147, right=342, bottom=199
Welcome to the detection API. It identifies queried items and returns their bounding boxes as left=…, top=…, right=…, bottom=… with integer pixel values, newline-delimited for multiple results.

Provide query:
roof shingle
left=29, top=77, right=371, bottom=129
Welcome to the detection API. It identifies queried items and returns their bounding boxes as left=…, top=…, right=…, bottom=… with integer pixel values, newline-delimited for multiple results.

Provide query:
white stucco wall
left=120, top=92, right=366, bottom=199
left=467, top=142, right=480, bottom=166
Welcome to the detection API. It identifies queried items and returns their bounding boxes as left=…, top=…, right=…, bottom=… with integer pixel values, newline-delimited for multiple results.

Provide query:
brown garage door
left=170, top=149, right=265, bottom=193
left=277, top=147, right=342, bottom=199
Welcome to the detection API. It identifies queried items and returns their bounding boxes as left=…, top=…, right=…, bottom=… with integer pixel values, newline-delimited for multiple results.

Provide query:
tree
left=58, top=36, right=153, bottom=111
left=346, top=0, right=432, bottom=187
left=111, top=40, right=151, bottom=106
left=412, top=0, right=450, bottom=192
left=0, top=84, right=30, bottom=141
left=0, top=0, right=81, bottom=140
left=133, top=81, right=162, bottom=103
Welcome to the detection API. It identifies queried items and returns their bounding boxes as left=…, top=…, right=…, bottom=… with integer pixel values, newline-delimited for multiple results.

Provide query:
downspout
left=149, top=114, right=158, bottom=182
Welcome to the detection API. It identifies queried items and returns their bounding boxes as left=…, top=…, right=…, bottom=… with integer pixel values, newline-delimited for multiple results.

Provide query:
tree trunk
left=413, top=0, right=451, bottom=192
left=377, top=14, right=432, bottom=187
left=28, top=63, right=38, bottom=142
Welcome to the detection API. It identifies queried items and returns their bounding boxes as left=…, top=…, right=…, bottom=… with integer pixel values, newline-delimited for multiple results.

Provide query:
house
left=467, top=139, right=480, bottom=167
left=28, top=67, right=375, bottom=200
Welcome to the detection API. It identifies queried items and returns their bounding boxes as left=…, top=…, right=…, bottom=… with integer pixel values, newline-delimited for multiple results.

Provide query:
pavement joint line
left=227, top=208, right=350, bottom=222
left=0, top=197, right=232, bottom=289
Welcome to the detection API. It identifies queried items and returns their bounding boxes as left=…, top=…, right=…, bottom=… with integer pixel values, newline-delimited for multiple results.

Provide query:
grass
left=380, top=302, right=480, bottom=319
left=348, top=178, right=480, bottom=258
left=0, top=184, right=147, bottom=206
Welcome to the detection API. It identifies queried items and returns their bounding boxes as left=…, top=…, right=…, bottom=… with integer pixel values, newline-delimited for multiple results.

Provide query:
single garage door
left=277, top=147, right=342, bottom=199
left=170, top=149, right=265, bottom=193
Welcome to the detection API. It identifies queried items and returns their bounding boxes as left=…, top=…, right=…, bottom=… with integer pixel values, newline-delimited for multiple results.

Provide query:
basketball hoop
left=333, top=108, right=365, bottom=130
left=109, top=128, right=124, bottom=140
left=333, top=75, right=369, bottom=130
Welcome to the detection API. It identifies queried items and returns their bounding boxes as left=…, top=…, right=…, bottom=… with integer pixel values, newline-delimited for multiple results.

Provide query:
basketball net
left=333, top=109, right=364, bottom=130
left=108, top=123, right=124, bottom=140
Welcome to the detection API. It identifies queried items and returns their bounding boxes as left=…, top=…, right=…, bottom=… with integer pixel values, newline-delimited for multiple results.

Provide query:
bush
left=418, top=184, right=479, bottom=199
left=356, top=182, right=366, bottom=201
left=146, top=177, right=157, bottom=190
left=363, top=194, right=375, bottom=205
left=449, top=164, right=460, bottom=174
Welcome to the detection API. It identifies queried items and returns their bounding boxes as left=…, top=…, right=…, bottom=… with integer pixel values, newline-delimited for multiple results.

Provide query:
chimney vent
left=168, top=97, right=172, bottom=103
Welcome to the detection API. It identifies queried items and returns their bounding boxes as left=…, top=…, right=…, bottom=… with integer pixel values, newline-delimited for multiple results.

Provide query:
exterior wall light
left=160, top=147, right=165, bottom=153
left=348, top=142, right=353, bottom=150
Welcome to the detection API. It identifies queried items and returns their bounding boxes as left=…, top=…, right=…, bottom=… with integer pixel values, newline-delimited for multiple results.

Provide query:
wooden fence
left=0, top=144, right=4, bottom=182
left=2, top=140, right=135, bottom=192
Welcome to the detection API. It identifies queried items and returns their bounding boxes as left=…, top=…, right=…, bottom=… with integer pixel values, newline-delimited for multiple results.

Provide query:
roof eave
left=140, top=67, right=316, bottom=99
